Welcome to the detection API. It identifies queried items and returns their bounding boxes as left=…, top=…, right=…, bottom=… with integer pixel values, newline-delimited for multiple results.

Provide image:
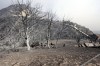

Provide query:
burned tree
left=55, top=19, right=67, bottom=44
left=88, top=34, right=98, bottom=43
left=11, top=0, right=43, bottom=50
left=45, top=12, right=55, bottom=48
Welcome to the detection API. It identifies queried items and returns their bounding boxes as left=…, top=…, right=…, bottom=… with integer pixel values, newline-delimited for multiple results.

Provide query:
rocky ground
left=0, top=39, right=100, bottom=66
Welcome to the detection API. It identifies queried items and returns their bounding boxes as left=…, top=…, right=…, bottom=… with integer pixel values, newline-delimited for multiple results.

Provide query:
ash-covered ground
left=0, top=39, right=100, bottom=66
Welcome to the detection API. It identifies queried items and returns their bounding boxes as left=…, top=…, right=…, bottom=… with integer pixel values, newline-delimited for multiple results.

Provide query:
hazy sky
left=0, top=0, right=100, bottom=31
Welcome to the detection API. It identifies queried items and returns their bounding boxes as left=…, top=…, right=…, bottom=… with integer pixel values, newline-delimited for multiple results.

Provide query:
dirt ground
left=0, top=39, right=100, bottom=66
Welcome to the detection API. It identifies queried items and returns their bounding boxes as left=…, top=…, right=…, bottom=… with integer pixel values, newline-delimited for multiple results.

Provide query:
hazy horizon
left=0, top=0, right=100, bottom=32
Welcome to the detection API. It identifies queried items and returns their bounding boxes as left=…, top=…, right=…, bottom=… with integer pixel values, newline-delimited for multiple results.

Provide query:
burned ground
left=0, top=39, right=100, bottom=66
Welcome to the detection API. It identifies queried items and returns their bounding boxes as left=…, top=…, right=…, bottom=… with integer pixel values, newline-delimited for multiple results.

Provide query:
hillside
left=0, top=4, right=93, bottom=48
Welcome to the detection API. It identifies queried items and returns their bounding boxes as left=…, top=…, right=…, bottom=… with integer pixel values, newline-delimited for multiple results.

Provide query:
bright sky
left=0, top=0, right=100, bottom=31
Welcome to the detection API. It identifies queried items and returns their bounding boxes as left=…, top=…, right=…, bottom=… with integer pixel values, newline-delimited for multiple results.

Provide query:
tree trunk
left=47, top=32, right=50, bottom=48
left=26, top=31, right=31, bottom=50
left=56, top=38, right=58, bottom=45
left=47, top=39, right=50, bottom=48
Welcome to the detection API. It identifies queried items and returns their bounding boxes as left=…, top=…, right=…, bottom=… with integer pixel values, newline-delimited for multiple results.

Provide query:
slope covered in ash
left=0, top=4, right=93, bottom=48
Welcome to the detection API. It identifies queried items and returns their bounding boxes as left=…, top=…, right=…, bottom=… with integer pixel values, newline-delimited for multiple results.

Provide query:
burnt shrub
left=30, top=41, right=40, bottom=48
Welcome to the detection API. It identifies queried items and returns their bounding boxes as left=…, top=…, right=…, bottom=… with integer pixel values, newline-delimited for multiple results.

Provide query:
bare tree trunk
left=26, top=28, right=31, bottom=50
left=48, top=39, right=50, bottom=48
left=56, top=32, right=60, bottom=45
left=56, top=38, right=58, bottom=45
left=47, top=32, right=50, bottom=48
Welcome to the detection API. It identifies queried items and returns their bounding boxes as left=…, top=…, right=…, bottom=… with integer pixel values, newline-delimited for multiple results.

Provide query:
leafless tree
left=45, top=12, right=55, bottom=48
left=11, top=0, right=44, bottom=50
left=55, top=19, right=67, bottom=44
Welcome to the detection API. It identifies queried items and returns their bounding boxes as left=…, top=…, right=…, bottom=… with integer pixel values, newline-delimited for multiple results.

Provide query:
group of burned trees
left=7, top=0, right=100, bottom=50
left=10, top=0, right=57, bottom=50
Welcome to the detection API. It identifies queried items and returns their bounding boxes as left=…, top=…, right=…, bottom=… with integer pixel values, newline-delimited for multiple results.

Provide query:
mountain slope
left=0, top=5, right=93, bottom=47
